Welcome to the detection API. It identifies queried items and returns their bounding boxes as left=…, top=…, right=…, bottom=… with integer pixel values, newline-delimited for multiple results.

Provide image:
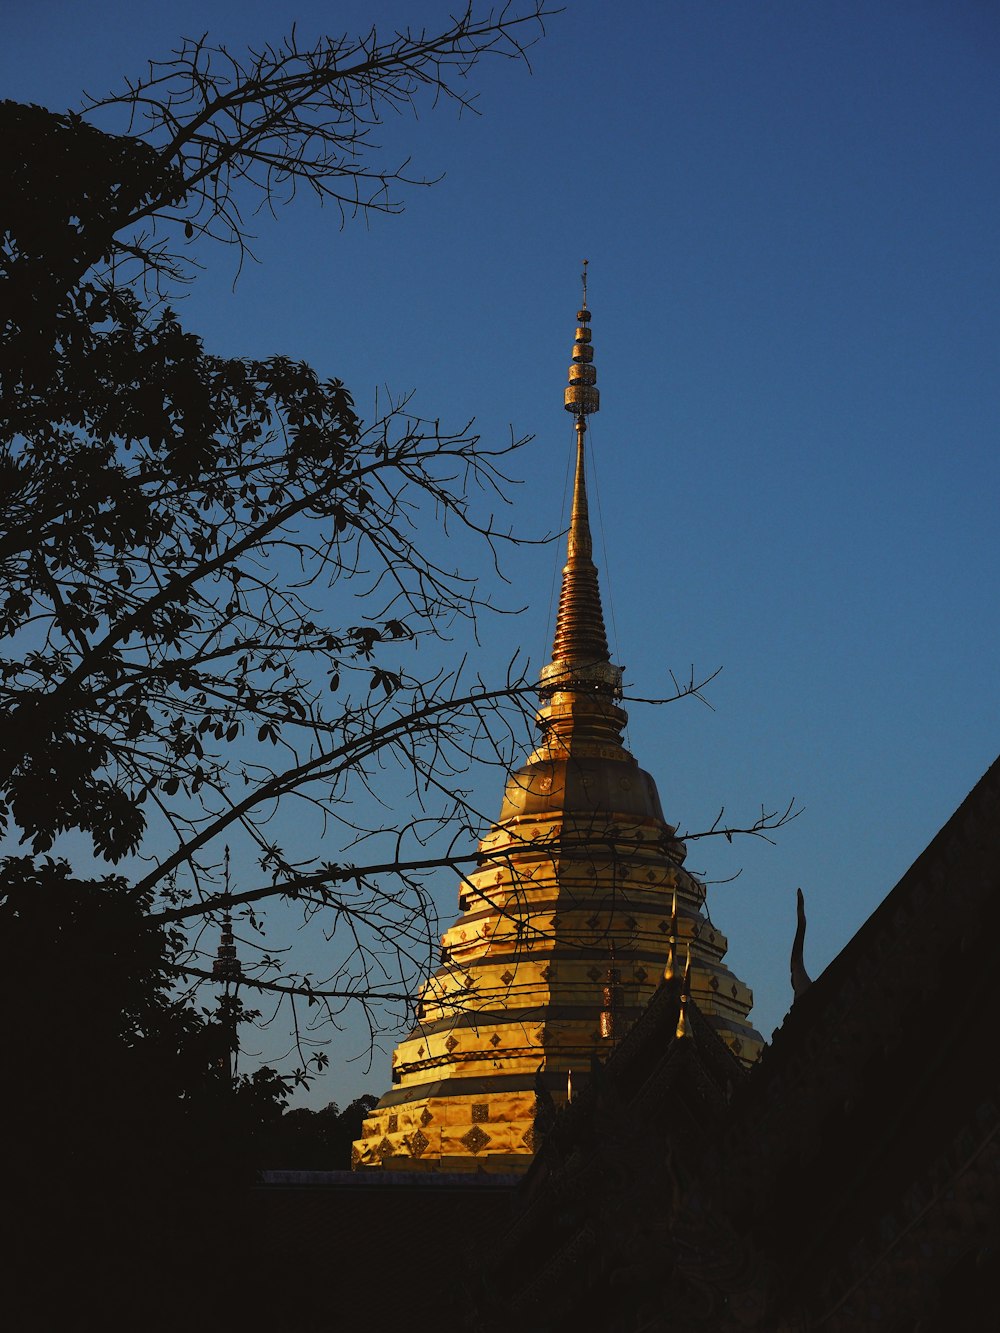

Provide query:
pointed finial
left=675, top=945, right=692, bottom=1040
left=663, top=888, right=679, bottom=982
left=581, top=258, right=589, bottom=310
left=791, top=887, right=812, bottom=999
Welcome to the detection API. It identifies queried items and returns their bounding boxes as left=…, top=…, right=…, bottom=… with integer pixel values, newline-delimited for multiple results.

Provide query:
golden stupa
left=353, top=275, right=762, bottom=1172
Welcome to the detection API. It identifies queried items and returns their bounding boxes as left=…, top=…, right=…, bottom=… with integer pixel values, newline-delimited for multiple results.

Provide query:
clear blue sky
left=5, top=1, right=998, bottom=1106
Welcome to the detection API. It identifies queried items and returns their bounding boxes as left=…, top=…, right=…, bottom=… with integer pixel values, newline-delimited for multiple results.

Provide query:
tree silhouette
left=1, top=7, right=556, bottom=1074
left=0, top=5, right=795, bottom=1085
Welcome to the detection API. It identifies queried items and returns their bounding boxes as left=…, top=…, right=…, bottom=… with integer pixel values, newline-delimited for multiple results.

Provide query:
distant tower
left=212, top=847, right=242, bottom=1083
left=212, top=847, right=243, bottom=985
left=211, top=905, right=242, bottom=985
left=354, top=273, right=762, bottom=1172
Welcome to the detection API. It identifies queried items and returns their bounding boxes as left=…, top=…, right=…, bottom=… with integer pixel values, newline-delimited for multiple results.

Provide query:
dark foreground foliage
left=0, top=858, right=283, bottom=1326
left=1, top=856, right=384, bottom=1327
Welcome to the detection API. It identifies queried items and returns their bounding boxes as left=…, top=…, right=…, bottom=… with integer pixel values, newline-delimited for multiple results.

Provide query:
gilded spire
left=549, top=430, right=610, bottom=668
left=540, top=267, right=620, bottom=711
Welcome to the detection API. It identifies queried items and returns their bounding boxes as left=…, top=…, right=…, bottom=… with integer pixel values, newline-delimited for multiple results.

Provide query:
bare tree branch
left=78, top=4, right=556, bottom=283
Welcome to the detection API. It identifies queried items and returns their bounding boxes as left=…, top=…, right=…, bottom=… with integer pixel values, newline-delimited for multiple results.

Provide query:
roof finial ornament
left=663, top=888, right=679, bottom=982
left=581, top=257, right=589, bottom=310
left=791, top=887, right=812, bottom=999
left=675, top=945, right=693, bottom=1040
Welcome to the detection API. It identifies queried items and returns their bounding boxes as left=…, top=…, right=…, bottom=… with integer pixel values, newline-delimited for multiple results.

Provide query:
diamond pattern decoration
left=587, top=966, right=601, bottom=982
left=521, top=1124, right=538, bottom=1151
left=625, top=916, right=637, bottom=931
left=445, top=1035, right=459, bottom=1052
left=376, top=1136, right=393, bottom=1162
left=351, top=1145, right=362, bottom=1168
left=490, top=1033, right=501, bottom=1047
left=388, top=1114, right=398, bottom=1133
left=463, top=973, right=475, bottom=989
left=410, top=1128, right=429, bottom=1159
left=635, top=967, right=648, bottom=983
left=587, top=914, right=600, bottom=929
left=461, top=1124, right=492, bottom=1154
left=732, top=1038, right=743, bottom=1056
left=471, top=1103, right=489, bottom=1123
left=419, top=1107, right=434, bottom=1127
left=501, top=969, right=515, bottom=987
left=417, top=1045, right=424, bottom=1057
left=731, top=983, right=739, bottom=998
left=540, top=965, right=553, bottom=982
left=709, top=975, right=720, bottom=992
left=658, top=920, right=670, bottom=933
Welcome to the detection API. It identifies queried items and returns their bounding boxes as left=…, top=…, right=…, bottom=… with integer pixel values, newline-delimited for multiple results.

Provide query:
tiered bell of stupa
left=353, top=278, right=762, bottom=1172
